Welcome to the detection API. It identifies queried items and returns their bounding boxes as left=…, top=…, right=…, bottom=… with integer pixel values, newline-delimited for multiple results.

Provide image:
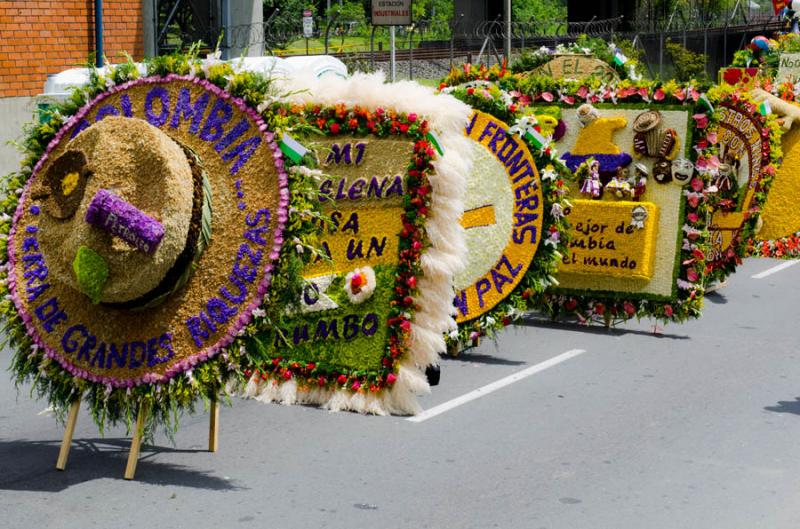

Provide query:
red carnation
left=408, top=112, right=417, bottom=123
left=330, top=122, right=340, bottom=134
left=623, top=301, right=636, bottom=316
left=337, top=374, right=348, bottom=385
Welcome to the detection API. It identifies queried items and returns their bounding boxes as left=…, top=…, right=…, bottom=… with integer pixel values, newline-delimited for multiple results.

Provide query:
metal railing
left=154, top=2, right=789, bottom=81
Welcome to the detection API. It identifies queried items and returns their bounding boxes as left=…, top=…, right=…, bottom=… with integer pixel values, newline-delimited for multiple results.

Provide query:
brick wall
left=0, top=1, right=144, bottom=98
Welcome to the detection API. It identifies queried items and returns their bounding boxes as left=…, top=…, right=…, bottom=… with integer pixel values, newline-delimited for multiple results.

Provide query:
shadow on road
left=765, top=398, right=800, bottom=416
left=515, top=316, right=691, bottom=340
left=442, top=352, right=526, bottom=366
left=0, top=438, right=243, bottom=492
left=704, top=291, right=729, bottom=305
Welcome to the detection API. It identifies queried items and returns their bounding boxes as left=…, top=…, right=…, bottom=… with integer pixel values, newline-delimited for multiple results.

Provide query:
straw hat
left=8, top=77, right=286, bottom=387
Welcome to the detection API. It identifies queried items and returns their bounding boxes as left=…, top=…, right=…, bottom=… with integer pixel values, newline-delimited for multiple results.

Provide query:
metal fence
left=158, top=1, right=787, bottom=81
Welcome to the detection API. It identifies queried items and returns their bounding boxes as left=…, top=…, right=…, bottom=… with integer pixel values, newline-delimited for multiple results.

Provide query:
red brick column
left=0, top=1, right=144, bottom=98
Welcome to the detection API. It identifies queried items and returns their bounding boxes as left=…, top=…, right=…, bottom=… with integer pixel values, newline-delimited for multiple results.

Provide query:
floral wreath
left=438, top=70, right=572, bottom=346
left=442, top=63, right=726, bottom=325
left=0, top=51, right=322, bottom=432
left=508, top=35, right=644, bottom=81
left=691, top=85, right=783, bottom=284
left=727, top=35, right=800, bottom=260
left=240, top=101, right=436, bottom=398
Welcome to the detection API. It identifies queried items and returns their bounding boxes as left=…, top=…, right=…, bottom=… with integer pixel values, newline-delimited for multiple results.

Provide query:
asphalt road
left=1, top=257, right=800, bottom=529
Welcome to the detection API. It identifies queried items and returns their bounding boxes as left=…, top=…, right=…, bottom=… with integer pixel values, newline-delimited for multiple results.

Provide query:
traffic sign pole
left=390, top=25, right=396, bottom=82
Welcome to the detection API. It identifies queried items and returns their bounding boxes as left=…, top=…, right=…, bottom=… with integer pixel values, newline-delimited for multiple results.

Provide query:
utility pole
left=504, top=0, right=511, bottom=63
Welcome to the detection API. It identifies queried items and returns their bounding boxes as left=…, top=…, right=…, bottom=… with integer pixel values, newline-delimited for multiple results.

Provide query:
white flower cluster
left=344, top=266, right=377, bottom=305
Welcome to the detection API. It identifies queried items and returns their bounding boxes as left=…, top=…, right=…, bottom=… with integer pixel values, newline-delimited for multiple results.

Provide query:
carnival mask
left=671, top=158, right=695, bottom=185
left=652, top=158, right=672, bottom=184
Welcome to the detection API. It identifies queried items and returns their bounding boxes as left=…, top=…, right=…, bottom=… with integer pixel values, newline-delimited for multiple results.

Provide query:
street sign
left=303, top=10, right=313, bottom=39
left=371, top=0, right=412, bottom=26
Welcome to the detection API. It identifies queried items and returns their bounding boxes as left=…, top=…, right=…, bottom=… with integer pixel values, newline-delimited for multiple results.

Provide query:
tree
left=513, top=0, right=567, bottom=22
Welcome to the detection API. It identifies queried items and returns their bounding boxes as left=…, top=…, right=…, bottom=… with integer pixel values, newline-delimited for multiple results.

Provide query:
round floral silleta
left=344, top=266, right=376, bottom=304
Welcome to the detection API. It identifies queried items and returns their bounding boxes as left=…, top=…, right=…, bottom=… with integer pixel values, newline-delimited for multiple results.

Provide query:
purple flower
left=85, top=189, right=165, bottom=254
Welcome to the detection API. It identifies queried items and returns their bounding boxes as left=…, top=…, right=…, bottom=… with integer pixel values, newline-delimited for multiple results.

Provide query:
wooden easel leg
left=208, top=398, right=219, bottom=453
left=124, top=403, right=149, bottom=480
left=56, top=400, right=80, bottom=471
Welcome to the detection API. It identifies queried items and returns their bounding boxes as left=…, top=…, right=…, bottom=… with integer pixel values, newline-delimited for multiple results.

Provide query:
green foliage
left=72, top=246, right=109, bottom=304
left=665, top=39, right=707, bottom=82
left=412, top=0, right=456, bottom=39
left=324, top=0, right=366, bottom=24
left=251, top=265, right=395, bottom=375
left=264, top=0, right=319, bottom=49
left=512, top=0, right=566, bottom=22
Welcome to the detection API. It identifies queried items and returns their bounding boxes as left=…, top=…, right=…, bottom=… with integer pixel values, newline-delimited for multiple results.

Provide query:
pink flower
left=407, top=113, right=417, bottom=123
left=576, top=86, right=589, bottom=98
left=706, top=131, right=718, bottom=144
left=664, top=305, right=674, bottom=317
left=386, top=373, right=397, bottom=385
left=541, top=92, right=554, bottom=102
left=687, top=268, right=699, bottom=282
left=691, top=178, right=704, bottom=192
left=693, top=113, right=709, bottom=129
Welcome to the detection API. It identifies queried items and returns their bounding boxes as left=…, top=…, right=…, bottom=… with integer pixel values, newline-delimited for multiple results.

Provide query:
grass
left=276, top=35, right=431, bottom=56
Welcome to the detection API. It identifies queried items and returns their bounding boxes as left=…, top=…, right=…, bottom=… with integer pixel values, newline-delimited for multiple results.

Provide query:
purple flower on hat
left=85, top=189, right=165, bottom=254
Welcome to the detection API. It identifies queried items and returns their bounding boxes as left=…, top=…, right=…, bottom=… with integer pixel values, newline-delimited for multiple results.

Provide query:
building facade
left=0, top=1, right=145, bottom=98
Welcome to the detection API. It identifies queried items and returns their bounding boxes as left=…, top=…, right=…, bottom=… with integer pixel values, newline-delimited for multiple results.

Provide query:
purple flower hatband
left=85, top=189, right=165, bottom=254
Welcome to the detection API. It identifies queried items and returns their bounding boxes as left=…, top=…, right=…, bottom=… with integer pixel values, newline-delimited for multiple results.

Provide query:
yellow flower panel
left=455, top=110, right=543, bottom=323
left=759, top=127, right=800, bottom=240
left=558, top=200, right=660, bottom=281
left=304, top=205, right=402, bottom=278
left=556, top=107, right=690, bottom=296
left=302, top=137, right=413, bottom=279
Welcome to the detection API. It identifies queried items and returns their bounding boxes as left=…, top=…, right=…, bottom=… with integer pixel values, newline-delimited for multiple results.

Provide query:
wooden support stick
left=124, top=402, right=149, bottom=480
left=208, top=398, right=219, bottom=453
left=56, top=400, right=81, bottom=471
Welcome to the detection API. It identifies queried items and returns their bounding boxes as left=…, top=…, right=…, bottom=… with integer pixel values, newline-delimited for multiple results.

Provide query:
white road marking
left=408, top=349, right=587, bottom=423
left=751, top=260, right=800, bottom=279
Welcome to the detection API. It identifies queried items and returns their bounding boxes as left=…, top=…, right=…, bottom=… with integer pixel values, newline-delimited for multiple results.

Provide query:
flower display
left=0, top=51, right=315, bottom=431
left=440, top=55, right=781, bottom=327
left=344, top=266, right=377, bottom=304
